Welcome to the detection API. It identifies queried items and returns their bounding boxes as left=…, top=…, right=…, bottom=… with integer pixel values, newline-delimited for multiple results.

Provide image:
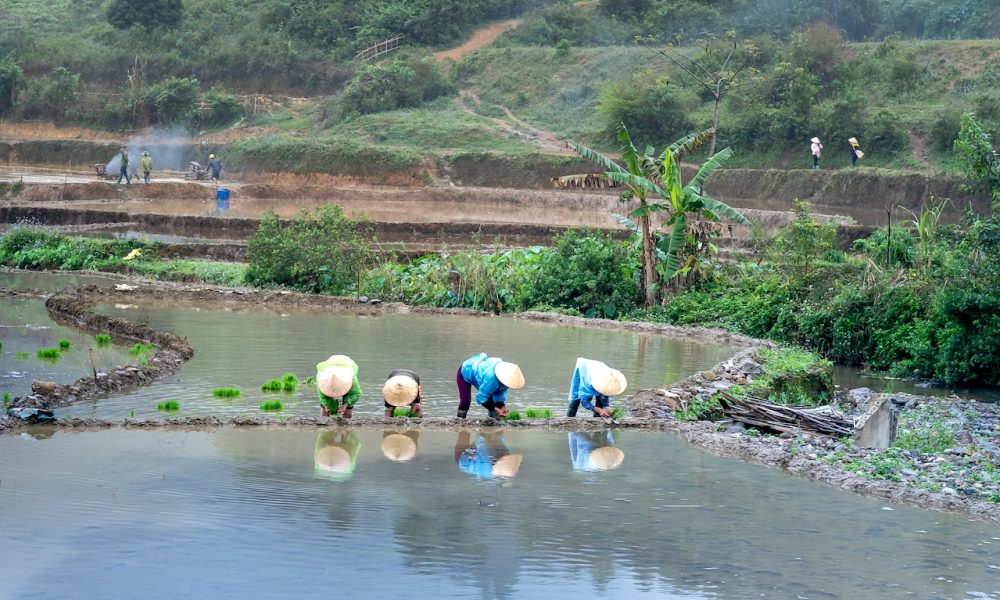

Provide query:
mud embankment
left=11, top=293, right=194, bottom=411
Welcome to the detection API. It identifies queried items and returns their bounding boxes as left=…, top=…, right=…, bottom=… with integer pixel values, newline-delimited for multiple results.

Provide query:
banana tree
left=569, top=123, right=663, bottom=307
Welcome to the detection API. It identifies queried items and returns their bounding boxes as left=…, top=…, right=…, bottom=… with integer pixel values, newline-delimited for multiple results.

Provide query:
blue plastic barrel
left=216, top=188, right=230, bottom=210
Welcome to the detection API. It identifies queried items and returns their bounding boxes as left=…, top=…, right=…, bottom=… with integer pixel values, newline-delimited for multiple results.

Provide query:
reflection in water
left=568, top=431, right=625, bottom=472
left=1, top=429, right=998, bottom=599
left=381, top=430, right=419, bottom=462
left=455, top=430, right=524, bottom=480
left=314, top=430, right=360, bottom=481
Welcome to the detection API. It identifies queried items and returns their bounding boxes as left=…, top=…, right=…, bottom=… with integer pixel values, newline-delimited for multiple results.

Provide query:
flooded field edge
left=2, top=277, right=998, bottom=523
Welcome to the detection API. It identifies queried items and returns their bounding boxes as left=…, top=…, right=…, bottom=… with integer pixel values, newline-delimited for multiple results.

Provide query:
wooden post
left=89, top=348, right=99, bottom=386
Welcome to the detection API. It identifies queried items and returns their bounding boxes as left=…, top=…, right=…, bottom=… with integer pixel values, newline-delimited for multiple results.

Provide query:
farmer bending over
left=382, top=369, right=423, bottom=418
left=456, top=352, right=524, bottom=419
left=566, top=357, right=627, bottom=418
left=316, top=354, right=361, bottom=418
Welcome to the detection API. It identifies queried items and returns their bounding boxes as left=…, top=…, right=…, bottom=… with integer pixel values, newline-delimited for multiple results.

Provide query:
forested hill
left=1, top=0, right=998, bottom=172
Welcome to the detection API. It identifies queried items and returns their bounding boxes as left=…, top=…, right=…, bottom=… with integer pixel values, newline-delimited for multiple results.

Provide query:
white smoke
left=105, top=126, right=196, bottom=174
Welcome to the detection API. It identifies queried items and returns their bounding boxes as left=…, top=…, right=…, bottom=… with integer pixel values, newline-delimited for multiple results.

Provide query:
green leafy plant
left=36, top=347, right=60, bottom=360
left=261, top=379, right=283, bottom=392
left=260, top=399, right=284, bottom=411
left=156, top=400, right=180, bottom=411
left=524, top=408, right=553, bottom=418
left=213, top=387, right=241, bottom=398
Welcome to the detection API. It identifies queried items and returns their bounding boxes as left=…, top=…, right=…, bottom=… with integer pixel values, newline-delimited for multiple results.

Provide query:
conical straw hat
left=588, top=446, right=625, bottom=471
left=380, top=433, right=418, bottom=461
left=592, top=367, right=627, bottom=396
left=848, top=137, right=858, bottom=144
left=492, top=453, right=523, bottom=478
left=314, top=445, right=352, bottom=473
left=382, top=375, right=419, bottom=407
left=494, top=361, right=525, bottom=389
left=317, top=366, right=353, bottom=398
left=811, top=137, right=821, bottom=143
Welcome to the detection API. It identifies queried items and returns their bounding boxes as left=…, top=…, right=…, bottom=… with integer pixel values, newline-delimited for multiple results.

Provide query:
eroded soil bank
left=2, top=277, right=998, bottom=523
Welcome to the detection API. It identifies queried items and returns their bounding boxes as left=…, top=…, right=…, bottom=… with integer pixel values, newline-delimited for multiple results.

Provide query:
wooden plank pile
left=717, top=392, right=853, bottom=437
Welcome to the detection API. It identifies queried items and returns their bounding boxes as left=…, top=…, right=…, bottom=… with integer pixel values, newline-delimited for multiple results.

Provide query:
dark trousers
left=567, top=396, right=609, bottom=417
left=116, top=166, right=131, bottom=186
left=812, top=155, right=820, bottom=170
left=456, top=367, right=496, bottom=413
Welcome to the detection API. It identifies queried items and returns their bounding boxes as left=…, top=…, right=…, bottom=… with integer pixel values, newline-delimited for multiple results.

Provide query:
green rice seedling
left=304, top=376, right=315, bottom=385
left=393, top=407, right=419, bottom=417
left=15, top=351, right=29, bottom=359
left=213, top=387, right=241, bottom=398
left=260, top=400, right=284, bottom=411
left=503, top=411, right=521, bottom=421
left=3, top=391, right=10, bottom=408
left=156, top=400, right=180, bottom=411
left=58, top=339, right=71, bottom=349
left=282, top=373, right=298, bottom=384
left=610, top=406, right=625, bottom=419
left=36, top=347, right=61, bottom=360
left=128, top=342, right=152, bottom=357
left=95, top=333, right=112, bottom=346
left=281, top=373, right=299, bottom=392
left=0, top=341, right=3, bottom=351
left=261, top=379, right=283, bottom=392
left=524, top=408, right=553, bottom=419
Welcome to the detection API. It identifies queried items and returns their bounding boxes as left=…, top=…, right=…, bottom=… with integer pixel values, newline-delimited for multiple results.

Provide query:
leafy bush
left=597, top=73, right=696, bottom=144
left=203, top=88, right=244, bottom=126
left=340, top=58, right=452, bottom=116
left=246, top=205, right=375, bottom=294
left=0, top=57, right=25, bottom=116
left=144, top=77, right=200, bottom=125
left=19, top=67, right=81, bottom=122
left=527, top=229, right=640, bottom=318
left=0, top=225, right=157, bottom=271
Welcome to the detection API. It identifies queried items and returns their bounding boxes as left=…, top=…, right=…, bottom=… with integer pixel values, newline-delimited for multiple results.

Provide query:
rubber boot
left=457, top=409, right=468, bottom=419
left=488, top=410, right=500, bottom=420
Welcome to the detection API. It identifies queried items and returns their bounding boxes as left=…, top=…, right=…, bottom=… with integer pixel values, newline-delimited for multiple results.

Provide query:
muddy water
left=0, top=428, right=997, bottom=599
left=834, top=365, right=1000, bottom=404
left=60, top=305, right=737, bottom=419
left=0, top=270, right=124, bottom=292
left=0, top=297, right=130, bottom=397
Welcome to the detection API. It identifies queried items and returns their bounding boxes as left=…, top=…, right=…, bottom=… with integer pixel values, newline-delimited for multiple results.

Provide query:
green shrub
left=143, top=77, right=200, bottom=125
left=156, top=400, right=180, bottom=411
left=213, top=387, right=241, bottom=398
left=340, top=58, right=452, bottom=116
left=203, top=88, right=243, bottom=126
left=524, top=408, right=553, bottom=418
left=597, top=72, right=696, bottom=144
left=246, top=205, right=375, bottom=294
left=0, top=57, right=25, bottom=116
left=261, top=379, right=283, bottom=392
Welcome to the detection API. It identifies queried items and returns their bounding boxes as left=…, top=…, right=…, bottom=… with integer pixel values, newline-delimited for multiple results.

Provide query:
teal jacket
left=316, top=355, right=361, bottom=408
left=460, top=352, right=508, bottom=406
left=568, top=357, right=611, bottom=411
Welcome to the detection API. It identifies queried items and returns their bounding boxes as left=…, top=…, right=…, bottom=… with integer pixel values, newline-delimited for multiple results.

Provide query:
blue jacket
left=568, top=357, right=610, bottom=411
left=460, top=352, right=508, bottom=406
left=458, top=434, right=509, bottom=480
left=568, top=431, right=615, bottom=472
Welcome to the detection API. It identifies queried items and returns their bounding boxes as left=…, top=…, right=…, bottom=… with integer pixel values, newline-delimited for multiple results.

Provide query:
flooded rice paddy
left=58, top=303, right=738, bottom=419
left=0, top=296, right=130, bottom=397
left=0, top=428, right=997, bottom=599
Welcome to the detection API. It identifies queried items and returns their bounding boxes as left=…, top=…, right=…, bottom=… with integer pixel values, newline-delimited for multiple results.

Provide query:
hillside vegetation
left=0, top=0, right=998, bottom=172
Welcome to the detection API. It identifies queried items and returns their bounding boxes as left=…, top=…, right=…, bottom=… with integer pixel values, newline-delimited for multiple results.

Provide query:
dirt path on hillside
left=434, top=18, right=523, bottom=64
left=453, top=90, right=575, bottom=155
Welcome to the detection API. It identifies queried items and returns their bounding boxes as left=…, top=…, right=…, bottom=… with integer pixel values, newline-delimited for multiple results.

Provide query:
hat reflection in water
left=314, top=431, right=361, bottom=480
left=569, top=431, right=625, bottom=472
left=381, top=431, right=419, bottom=462
left=455, top=430, right=524, bottom=480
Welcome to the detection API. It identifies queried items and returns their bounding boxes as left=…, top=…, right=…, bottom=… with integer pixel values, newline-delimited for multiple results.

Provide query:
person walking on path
left=566, top=357, right=627, bottom=418
left=810, top=137, right=823, bottom=170
left=316, top=354, right=361, bottom=418
left=382, top=368, right=423, bottom=418
left=849, top=137, right=864, bottom=168
left=207, top=153, right=222, bottom=181
left=114, top=146, right=131, bottom=190
left=141, top=151, right=153, bottom=184
left=456, top=352, right=524, bottom=419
